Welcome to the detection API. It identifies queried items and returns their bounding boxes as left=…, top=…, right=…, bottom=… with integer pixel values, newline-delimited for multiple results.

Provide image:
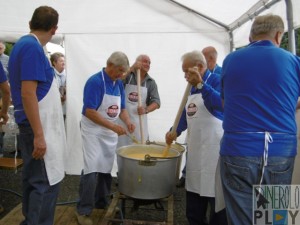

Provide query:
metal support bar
left=285, top=0, right=296, bottom=54
left=100, top=192, right=174, bottom=225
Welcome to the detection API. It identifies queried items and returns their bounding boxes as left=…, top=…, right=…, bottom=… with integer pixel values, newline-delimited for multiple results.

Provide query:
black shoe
left=176, top=177, right=185, bottom=188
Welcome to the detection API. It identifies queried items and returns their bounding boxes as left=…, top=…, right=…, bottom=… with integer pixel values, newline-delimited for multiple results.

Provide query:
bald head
left=202, top=46, right=218, bottom=71
left=135, top=54, right=151, bottom=74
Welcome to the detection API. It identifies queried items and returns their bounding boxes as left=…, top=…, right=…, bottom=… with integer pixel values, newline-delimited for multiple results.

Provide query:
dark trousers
left=77, top=172, right=112, bottom=215
left=95, top=173, right=112, bottom=208
left=19, top=126, right=60, bottom=225
left=186, top=191, right=228, bottom=225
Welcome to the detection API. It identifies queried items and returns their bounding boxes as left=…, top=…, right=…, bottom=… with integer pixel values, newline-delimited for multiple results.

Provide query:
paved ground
left=0, top=133, right=188, bottom=224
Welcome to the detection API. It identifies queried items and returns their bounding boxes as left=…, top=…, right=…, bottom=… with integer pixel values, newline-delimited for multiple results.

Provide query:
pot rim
left=117, top=144, right=181, bottom=161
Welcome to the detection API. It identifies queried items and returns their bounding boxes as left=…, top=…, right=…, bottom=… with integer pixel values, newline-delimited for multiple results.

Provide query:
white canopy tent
left=1, top=0, right=300, bottom=177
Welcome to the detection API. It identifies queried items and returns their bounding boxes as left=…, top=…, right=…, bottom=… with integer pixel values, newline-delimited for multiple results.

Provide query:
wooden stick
left=163, top=83, right=192, bottom=157
left=137, top=69, right=145, bottom=144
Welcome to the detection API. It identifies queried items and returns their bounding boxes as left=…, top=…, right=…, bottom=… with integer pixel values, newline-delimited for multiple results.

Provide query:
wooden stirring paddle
left=162, top=83, right=192, bottom=157
left=137, top=69, right=145, bottom=144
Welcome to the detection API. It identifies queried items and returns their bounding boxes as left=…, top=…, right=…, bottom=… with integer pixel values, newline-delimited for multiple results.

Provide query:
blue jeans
left=220, top=156, right=295, bottom=225
left=18, top=126, right=60, bottom=225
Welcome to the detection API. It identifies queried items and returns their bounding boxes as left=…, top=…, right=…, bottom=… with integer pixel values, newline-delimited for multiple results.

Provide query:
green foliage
left=280, top=28, right=300, bottom=56
left=4, top=42, right=14, bottom=56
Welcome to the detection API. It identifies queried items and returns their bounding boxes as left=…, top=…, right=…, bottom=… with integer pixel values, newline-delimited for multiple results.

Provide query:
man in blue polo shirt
left=166, top=50, right=226, bottom=225
left=220, top=14, right=300, bottom=225
left=8, top=6, right=66, bottom=225
left=76, top=51, right=135, bottom=225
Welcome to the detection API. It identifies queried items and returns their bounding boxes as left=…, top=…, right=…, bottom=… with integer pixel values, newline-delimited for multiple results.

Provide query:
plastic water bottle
left=2, top=105, right=19, bottom=135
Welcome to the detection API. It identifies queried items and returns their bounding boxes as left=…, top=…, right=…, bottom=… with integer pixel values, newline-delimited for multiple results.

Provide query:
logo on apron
left=187, top=103, right=198, bottom=116
left=128, top=92, right=138, bottom=103
left=106, top=105, right=119, bottom=118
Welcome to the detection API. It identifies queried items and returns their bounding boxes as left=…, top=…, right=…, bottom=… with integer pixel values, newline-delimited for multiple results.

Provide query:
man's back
left=222, top=40, right=300, bottom=134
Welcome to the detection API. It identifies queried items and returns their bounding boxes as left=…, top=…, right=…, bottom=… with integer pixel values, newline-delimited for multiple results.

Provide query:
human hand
left=186, top=67, right=202, bottom=86
left=0, top=112, right=9, bottom=125
left=137, top=106, right=147, bottom=115
left=32, top=135, right=47, bottom=160
left=127, top=122, right=135, bottom=133
left=112, top=124, right=127, bottom=136
left=130, top=61, right=142, bottom=72
left=165, top=131, right=177, bottom=145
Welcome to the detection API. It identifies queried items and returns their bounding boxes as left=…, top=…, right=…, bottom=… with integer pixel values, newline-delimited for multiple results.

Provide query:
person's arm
left=165, top=108, right=187, bottom=144
left=138, top=102, right=159, bottom=115
left=139, top=79, right=160, bottom=115
left=84, top=108, right=126, bottom=135
left=21, top=81, right=46, bottom=160
left=121, top=60, right=142, bottom=81
left=119, top=109, right=135, bottom=133
left=0, top=81, right=10, bottom=125
left=201, top=74, right=223, bottom=111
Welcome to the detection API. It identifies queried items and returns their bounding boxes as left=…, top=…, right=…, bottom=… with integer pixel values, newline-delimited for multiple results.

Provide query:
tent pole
left=285, top=0, right=296, bottom=54
left=229, top=32, right=234, bottom=52
left=167, top=0, right=229, bottom=30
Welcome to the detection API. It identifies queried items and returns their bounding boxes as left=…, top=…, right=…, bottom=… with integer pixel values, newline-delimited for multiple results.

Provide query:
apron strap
left=258, top=132, right=273, bottom=189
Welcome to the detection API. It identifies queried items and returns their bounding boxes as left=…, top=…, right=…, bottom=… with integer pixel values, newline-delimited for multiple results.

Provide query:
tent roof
left=1, top=0, right=299, bottom=48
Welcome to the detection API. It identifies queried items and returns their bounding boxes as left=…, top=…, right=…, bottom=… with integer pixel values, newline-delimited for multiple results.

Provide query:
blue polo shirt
left=220, top=40, right=300, bottom=156
left=176, top=70, right=223, bottom=136
left=82, top=68, right=125, bottom=115
left=8, top=35, right=54, bottom=125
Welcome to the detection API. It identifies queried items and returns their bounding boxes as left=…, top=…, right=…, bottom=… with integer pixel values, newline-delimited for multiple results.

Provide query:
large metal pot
left=152, top=141, right=185, bottom=181
left=117, top=144, right=180, bottom=199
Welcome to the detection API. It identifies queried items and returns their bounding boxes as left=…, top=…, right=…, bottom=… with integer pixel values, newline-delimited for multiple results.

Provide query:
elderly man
left=76, top=51, right=135, bottom=225
left=220, top=14, right=300, bottom=224
left=118, top=54, right=160, bottom=145
left=166, top=50, right=227, bottom=225
left=202, top=46, right=222, bottom=74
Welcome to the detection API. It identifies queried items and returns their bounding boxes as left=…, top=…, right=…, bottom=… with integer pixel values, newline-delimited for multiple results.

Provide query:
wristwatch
left=196, top=82, right=203, bottom=90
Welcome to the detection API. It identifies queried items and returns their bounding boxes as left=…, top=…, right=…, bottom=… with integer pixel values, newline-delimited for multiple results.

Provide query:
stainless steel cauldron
left=117, top=144, right=180, bottom=200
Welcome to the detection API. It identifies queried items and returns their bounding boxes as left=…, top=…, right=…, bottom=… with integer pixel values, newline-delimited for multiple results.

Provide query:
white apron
left=81, top=71, right=120, bottom=174
left=39, top=76, right=67, bottom=185
left=118, top=77, right=148, bottom=146
left=185, top=93, right=223, bottom=197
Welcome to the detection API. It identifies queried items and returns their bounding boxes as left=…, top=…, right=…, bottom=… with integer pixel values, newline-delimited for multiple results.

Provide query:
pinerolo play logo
left=253, top=185, right=300, bottom=225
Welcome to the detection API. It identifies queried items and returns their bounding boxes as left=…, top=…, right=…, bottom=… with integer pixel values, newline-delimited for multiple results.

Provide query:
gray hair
left=250, top=14, right=284, bottom=40
left=107, top=51, right=129, bottom=70
left=181, top=50, right=207, bottom=68
left=136, top=54, right=150, bottom=62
